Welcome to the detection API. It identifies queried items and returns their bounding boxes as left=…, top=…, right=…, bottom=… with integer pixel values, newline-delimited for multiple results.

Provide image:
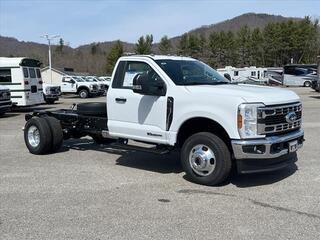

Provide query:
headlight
left=89, top=84, right=94, bottom=89
left=238, top=103, right=264, bottom=138
left=45, top=87, right=51, bottom=94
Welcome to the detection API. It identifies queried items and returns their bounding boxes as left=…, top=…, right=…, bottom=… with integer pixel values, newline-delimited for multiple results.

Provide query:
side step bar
left=109, top=142, right=172, bottom=155
left=101, top=130, right=173, bottom=154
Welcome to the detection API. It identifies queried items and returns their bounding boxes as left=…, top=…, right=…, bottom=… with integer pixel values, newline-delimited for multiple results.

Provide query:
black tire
left=45, top=99, right=55, bottom=104
left=78, top=89, right=89, bottom=99
left=91, top=134, right=116, bottom=145
left=77, top=102, right=107, bottom=116
left=43, top=116, right=63, bottom=152
left=181, top=132, right=232, bottom=186
left=304, top=81, right=311, bottom=87
left=24, top=117, right=53, bottom=155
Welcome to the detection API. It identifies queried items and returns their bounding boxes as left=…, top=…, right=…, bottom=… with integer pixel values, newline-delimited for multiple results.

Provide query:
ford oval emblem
left=286, top=112, right=297, bottom=124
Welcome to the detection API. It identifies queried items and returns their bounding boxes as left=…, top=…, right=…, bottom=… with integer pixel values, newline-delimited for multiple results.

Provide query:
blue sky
left=0, top=0, right=319, bottom=47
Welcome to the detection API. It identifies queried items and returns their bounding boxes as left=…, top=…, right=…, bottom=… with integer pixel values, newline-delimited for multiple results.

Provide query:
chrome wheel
left=79, top=91, right=88, bottom=98
left=27, top=125, right=40, bottom=147
left=189, top=144, right=216, bottom=176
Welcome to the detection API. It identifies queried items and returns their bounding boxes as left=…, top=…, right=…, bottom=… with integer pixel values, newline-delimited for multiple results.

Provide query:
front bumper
left=0, top=100, right=12, bottom=112
left=232, top=129, right=304, bottom=159
left=44, top=94, right=59, bottom=100
left=231, top=129, right=304, bottom=174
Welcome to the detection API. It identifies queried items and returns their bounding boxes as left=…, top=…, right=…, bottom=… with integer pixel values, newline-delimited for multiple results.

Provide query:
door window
left=112, top=61, right=162, bottom=89
left=0, top=69, right=12, bottom=83
left=23, top=67, right=29, bottom=78
left=36, top=68, right=41, bottom=78
left=29, top=68, right=36, bottom=78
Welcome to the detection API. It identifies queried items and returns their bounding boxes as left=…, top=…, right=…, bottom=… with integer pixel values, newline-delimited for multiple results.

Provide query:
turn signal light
left=237, top=113, right=243, bottom=129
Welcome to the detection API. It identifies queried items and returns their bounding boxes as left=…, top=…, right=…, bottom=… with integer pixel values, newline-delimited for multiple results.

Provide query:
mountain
left=0, top=13, right=301, bottom=74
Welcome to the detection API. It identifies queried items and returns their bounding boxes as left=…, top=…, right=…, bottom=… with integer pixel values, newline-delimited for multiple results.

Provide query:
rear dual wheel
left=24, top=117, right=63, bottom=154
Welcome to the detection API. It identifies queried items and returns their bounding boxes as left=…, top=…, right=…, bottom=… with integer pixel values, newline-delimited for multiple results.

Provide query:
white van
left=0, top=57, right=44, bottom=106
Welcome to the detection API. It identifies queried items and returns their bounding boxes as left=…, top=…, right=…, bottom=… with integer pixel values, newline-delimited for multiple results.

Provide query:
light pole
left=41, top=34, right=60, bottom=84
left=317, top=56, right=320, bottom=90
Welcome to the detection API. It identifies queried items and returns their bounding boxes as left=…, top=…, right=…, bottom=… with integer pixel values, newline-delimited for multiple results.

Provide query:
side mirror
left=70, top=79, right=75, bottom=84
left=132, top=73, right=166, bottom=96
left=224, top=73, right=231, bottom=81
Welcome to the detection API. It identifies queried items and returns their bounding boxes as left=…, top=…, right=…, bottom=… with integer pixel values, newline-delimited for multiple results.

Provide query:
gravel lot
left=0, top=88, right=319, bottom=240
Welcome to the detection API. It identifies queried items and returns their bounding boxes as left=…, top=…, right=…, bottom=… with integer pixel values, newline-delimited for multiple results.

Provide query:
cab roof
left=0, top=57, right=26, bottom=67
left=120, top=55, right=196, bottom=61
left=0, top=57, right=41, bottom=68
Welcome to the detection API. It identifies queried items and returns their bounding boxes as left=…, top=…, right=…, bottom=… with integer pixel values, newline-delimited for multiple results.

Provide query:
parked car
left=42, top=83, right=61, bottom=104
left=0, top=85, right=12, bottom=116
left=283, top=64, right=317, bottom=87
left=60, top=76, right=99, bottom=98
left=23, top=55, right=304, bottom=186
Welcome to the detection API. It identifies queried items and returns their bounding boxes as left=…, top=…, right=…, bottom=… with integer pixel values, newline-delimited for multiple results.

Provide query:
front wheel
left=181, top=132, right=232, bottom=186
left=304, top=81, right=311, bottom=87
left=79, top=89, right=89, bottom=99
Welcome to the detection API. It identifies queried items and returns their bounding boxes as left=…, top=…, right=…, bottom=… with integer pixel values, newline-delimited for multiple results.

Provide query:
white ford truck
left=23, top=55, right=304, bottom=185
left=61, top=76, right=99, bottom=98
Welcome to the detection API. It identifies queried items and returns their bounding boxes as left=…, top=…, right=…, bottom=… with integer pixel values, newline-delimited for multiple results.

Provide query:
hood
left=83, top=82, right=98, bottom=86
left=42, top=83, right=59, bottom=88
left=185, top=84, right=300, bottom=105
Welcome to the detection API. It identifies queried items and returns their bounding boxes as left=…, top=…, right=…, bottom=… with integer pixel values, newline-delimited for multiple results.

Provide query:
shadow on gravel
left=230, top=163, right=298, bottom=188
left=59, top=138, right=298, bottom=185
left=0, top=113, right=20, bottom=118
left=61, top=138, right=183, bottom=174
left=11, top=106, right=55, bottom=113
left=309, top=95, right=320, bottom=99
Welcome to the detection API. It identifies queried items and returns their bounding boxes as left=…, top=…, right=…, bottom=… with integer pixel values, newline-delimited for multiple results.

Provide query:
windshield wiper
left=184, top=81, right=229, bottom=86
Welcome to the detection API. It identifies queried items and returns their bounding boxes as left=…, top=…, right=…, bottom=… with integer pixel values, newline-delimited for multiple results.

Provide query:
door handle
left=115, top=97, right=127, bottom=103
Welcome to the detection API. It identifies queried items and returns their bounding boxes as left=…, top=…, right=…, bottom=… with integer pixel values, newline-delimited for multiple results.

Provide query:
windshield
left=155, top=59, right=228, bottom=85
left=73, top=77, right=84, bottom=82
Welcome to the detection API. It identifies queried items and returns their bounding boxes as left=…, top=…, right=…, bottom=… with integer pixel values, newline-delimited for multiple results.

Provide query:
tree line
left=106, top=17, right=320, bottom=73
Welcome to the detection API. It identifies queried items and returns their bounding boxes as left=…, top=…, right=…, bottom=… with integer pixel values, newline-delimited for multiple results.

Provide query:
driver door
left=61, top=77, right=76, bottom=93
left=107, top=60, right=168, bottom=144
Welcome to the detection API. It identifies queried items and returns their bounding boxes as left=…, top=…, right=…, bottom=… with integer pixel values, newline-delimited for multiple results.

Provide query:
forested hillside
left=0, top=13, right=319, bottom=74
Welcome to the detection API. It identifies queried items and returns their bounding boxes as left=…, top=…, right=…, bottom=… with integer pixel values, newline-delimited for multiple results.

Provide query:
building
left=41, top=67, right=88, bottom=85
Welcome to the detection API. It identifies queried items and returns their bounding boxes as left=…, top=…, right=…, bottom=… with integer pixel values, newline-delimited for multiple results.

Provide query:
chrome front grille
left=0, top=90, right=11, bottom=100
left=258, top=102, right=302, bottom=135
left=49, top=87, right=61, bottom=95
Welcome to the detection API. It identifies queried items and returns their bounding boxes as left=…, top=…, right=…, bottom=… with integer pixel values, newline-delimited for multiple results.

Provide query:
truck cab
left=23, top=55, right=304, bottom=186
left=61, top=76, right=99, bottom=98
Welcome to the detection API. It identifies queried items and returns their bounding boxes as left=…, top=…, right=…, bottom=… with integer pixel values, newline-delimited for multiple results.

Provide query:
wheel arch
left=77, top=86, right=89, bottom=93
left=175, top=117, right=232, bottom=153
